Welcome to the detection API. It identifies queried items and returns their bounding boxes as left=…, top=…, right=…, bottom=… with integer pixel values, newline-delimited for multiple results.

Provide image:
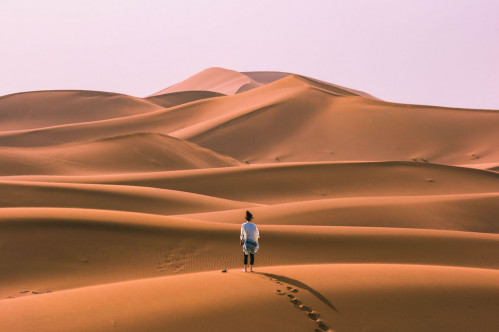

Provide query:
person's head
left=245, top=210, right=254, bottom=222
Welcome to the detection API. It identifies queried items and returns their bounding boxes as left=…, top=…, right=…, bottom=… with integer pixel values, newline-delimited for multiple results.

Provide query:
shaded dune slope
left=144, top=90, right=224, bottom=108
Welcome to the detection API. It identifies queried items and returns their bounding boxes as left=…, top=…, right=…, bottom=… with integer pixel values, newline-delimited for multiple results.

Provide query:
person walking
left=240, top=211, right=260, bottom=272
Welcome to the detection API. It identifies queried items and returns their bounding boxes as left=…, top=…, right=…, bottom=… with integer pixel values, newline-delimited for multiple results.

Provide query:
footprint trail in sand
left=259, top=272, right=335, bottom=332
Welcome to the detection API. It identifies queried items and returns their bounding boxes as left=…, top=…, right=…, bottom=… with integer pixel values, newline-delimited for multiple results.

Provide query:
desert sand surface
left=1, top=67, right=498, bottom=332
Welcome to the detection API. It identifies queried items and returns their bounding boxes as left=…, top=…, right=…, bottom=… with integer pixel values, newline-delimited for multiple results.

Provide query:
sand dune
left=144, top=90, right=224, bottom=107
left=1, top=67, right=498, bottom=331
left=1, top=264, right=498, bottom=332
left=151, top=67, right=262, bottom=96
left=7, top=161, right=493, bottom=204
left=0, top=75, right=304, bottom=147
left=173, top=76, right=499, bottom=165
left=2, top=74, right=496, bottom=169
left=176, top=193, right=499, bottom=233
left=0, top=132, right=241, bottom=175
left=1, top=208, right=498, bottom=297
left=0, top=181, right=255, bottom=214
left=0, top=90, right=162, bottom=131
left=0, top=89, right=220, bottom=132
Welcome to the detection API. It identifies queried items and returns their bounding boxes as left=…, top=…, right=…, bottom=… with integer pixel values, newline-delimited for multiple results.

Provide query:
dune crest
left=151, top=67, right=259, bottom=96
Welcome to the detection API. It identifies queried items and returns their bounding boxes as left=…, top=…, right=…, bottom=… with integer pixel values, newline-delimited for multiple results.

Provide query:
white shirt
left=240, top=222, right=260, bottom=243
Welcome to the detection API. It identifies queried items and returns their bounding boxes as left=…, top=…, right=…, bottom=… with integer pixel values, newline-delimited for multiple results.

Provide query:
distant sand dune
left=151, top=67, right=260, bottom=96
left=144, top=90, right=224, bottom=107
left=176, top=193, right=499, bottom=233
left=0, top=90, right=162, bottom=131
left=173, top=76, right=499, bottom=165
left=2, top=74, right=495, bottom=168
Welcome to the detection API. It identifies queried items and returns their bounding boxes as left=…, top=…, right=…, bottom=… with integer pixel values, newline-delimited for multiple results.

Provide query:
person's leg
left=249, top=253, right=255, bottom=272
left=243, top=254, right=248, bottom=272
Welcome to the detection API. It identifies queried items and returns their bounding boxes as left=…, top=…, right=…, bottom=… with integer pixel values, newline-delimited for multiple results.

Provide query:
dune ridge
left=1, top=67, right=498, bottom=331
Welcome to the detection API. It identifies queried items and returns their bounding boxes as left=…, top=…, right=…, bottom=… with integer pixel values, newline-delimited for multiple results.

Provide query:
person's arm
left=256, top=226, right=260, bottom=242
left=240, top=224, right=245, bottom=246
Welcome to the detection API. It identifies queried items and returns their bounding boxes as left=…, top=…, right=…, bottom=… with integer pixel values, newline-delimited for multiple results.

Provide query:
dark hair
left=245, top=210, right=253, bottom=222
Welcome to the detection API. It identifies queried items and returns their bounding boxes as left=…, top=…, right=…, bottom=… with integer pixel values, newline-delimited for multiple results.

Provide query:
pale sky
left=1, top=0, right=498, bottom=109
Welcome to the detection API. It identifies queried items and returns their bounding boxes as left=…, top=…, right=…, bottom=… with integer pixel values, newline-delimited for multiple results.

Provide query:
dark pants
left=244, top=253, right=255, bottom=265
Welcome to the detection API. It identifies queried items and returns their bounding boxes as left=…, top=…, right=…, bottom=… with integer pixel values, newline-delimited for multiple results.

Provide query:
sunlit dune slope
left=1, top=208, right=498, bottom=297
left=0, top=132, right=241, bottom=175
left=0, top=181, right=255, bottom=214
left=1, top=265, right=498, bottom=332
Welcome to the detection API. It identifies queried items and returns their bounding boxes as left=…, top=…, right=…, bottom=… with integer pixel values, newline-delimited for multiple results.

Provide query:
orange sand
left=1, top=67, right=498, bottom=332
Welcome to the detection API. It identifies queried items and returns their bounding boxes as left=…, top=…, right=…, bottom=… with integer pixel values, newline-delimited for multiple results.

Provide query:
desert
left=0, top=67, right=498, bottom=332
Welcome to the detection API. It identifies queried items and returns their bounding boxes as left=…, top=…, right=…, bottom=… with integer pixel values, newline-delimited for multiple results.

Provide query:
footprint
left=308, top=311, right=321, bottom=321
left=262, top=273, right=333, bottom=330
left=316, top=319, right=330, bottom=331
left=19, top=290, right=30, bottom=294
left=298, top=305, right=312, bottom=312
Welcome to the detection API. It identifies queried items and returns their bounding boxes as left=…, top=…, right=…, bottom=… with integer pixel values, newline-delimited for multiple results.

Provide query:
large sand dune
left=1, top=67, right=498, bottom=331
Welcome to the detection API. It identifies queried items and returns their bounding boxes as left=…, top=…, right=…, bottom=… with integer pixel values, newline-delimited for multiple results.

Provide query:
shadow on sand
left=256, top=272, right=340, bottom=314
